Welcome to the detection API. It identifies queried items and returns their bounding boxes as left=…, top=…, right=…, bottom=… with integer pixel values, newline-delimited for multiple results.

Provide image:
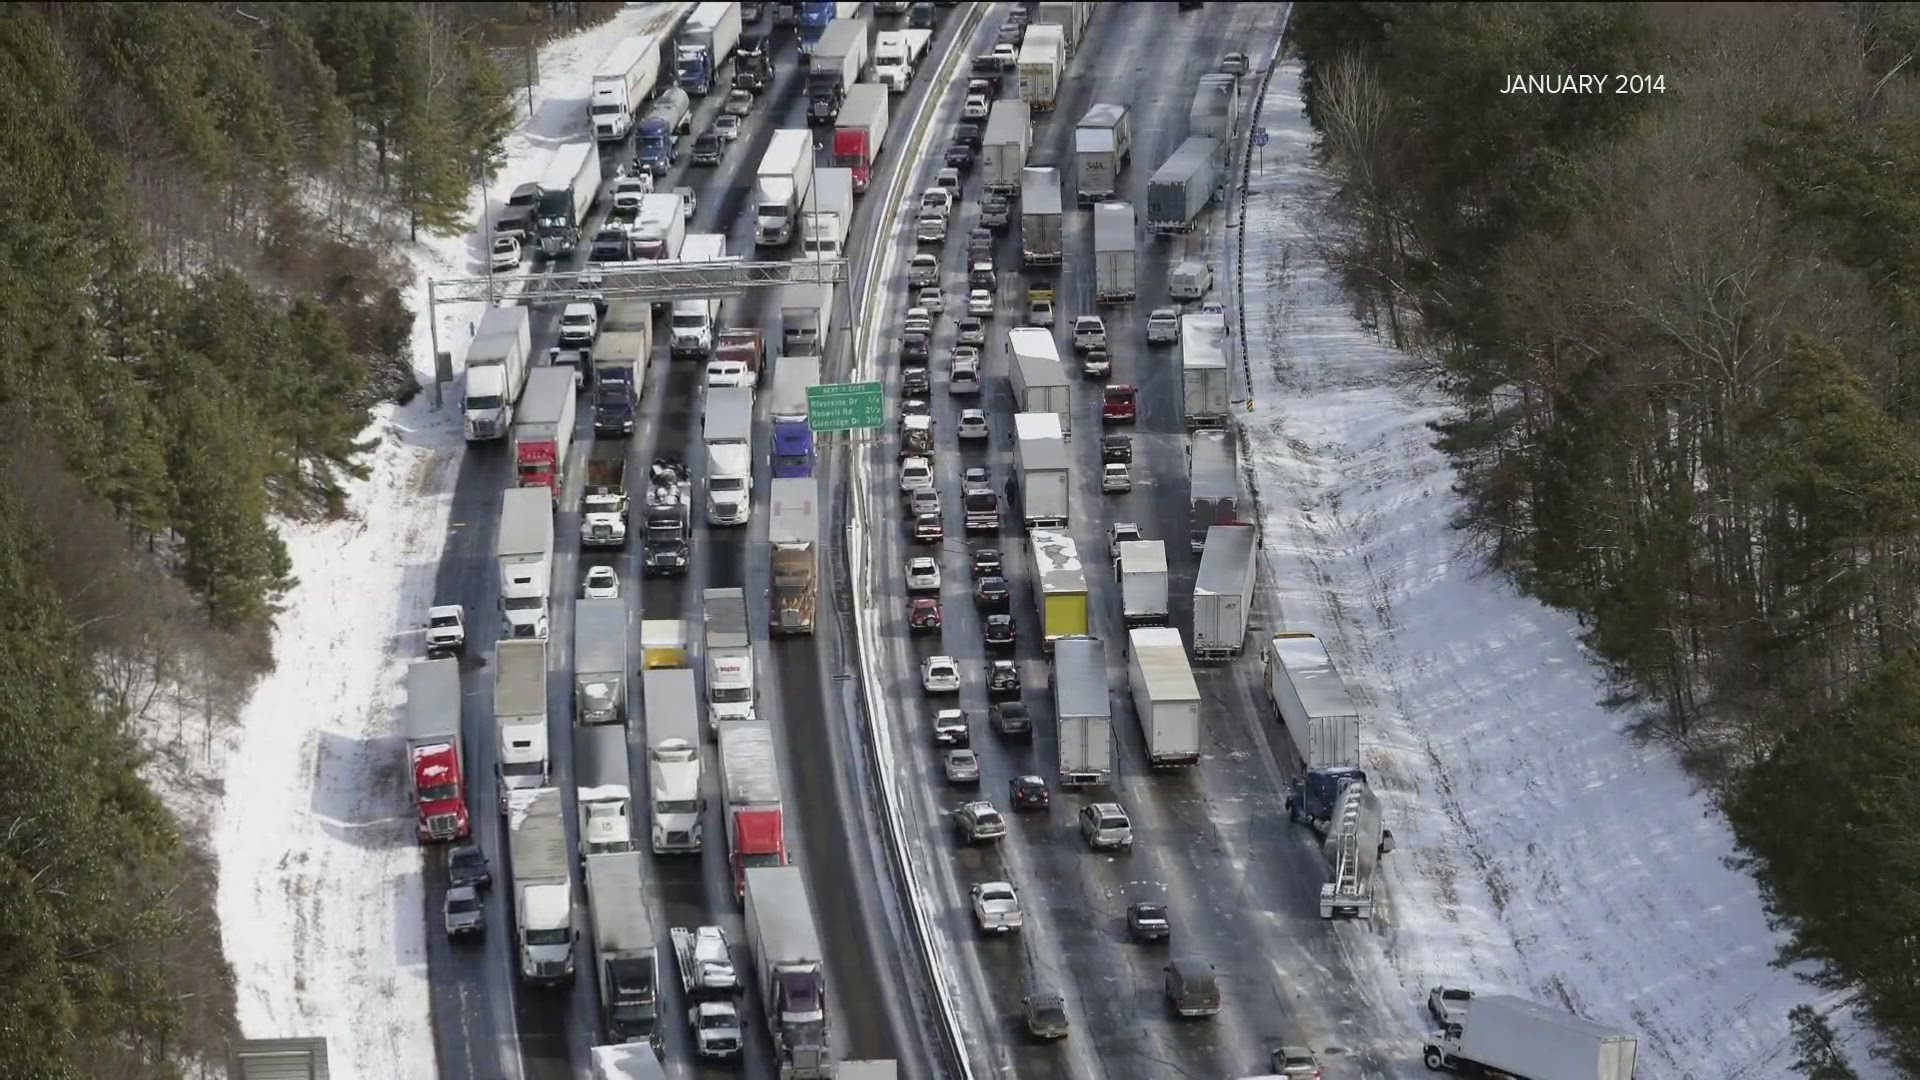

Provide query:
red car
left=1103, top=384, right=1137, bottom=423
left=1010, top=774, right=1050, bottom=810
left=910, top=597, right=943, bottom=631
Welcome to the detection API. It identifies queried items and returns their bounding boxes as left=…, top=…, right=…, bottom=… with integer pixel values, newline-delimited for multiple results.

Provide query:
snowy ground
left=1235, top=59, right=1891, bottom=1079
left=207, top=6, right=685, bottom=1077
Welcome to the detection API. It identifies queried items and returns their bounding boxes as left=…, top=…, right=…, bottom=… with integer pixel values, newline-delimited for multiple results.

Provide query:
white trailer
left=575, top=722, right=635, bottom=858
left=592, top=34, right=662, bottom=141
left=801, top=167, right=855, bottom=258
left=1193, top=524, right=1256, bottom=660
left=1033, top=1, right=1093, bottom=54
left=1073, top=102, right=1131, bottom=204
left=493, top=638, right=550, bottom=814
left=1117, top=539, right=1169, bottom=628
left=644, top=668, right=703, bottom=853
left=1189, top=72, right=1239, bottom=140
left=744, top=865, right=835, bottom=1078
left=778, top=281, right=834, bottom=356
left=872, top=28, right=931, bottom=91
left=574, top=597, right=630, bottom=726
left=703, top=587, right=755, bottom=725
left=585, top=850, right=659, bottom=1040
left=496, top=487, right=553, bottom=639
left=981, top=99, right=1032, bottom=196
left=633, top=192, right=688, bottom=260
left=1054, top=636, right=1113, bottom=787
left=1008, top=327, right=1071, bottom=434
left=1016, top=25, right=1064, bottom=111
left=1148, top=136, right=1222, bottom=235
left=670, top=232, right=729, bottom=358
left=507, top=787, right=577, bottom=985
left=1424, top=995, right=1638, bottom=1080
left=1092, top=201, right=1136, bottom=303
left=1127, top=627, right=1201, bottom=768
left=535, top=142, right=602, bottom=259
left=1020, top=167, right=1064, bottom=265
left=464, top=306, right=533, bottom=442
left=1014, top=412, right=1069, bottom=529
left=592, top=1043, right=669, bottom=1080
left=755, top=129, right=816, bottom=246
left=1262, top=632, right=1362, bottom=771
left=1180, top=311, right=1231, bottom=429
left=704, top=386, right=754, bottom=526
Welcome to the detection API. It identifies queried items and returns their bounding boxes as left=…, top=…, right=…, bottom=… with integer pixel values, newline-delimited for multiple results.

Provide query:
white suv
left=1079, top=802, right=1133, bottom=850
left=900, top=456, right=934, bottom=494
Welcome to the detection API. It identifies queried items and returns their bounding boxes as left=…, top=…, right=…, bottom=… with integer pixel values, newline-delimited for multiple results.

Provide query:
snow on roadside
left=210, top=6, right=685, bottom=1076
left=1236, top=59, right=1891, bottom=1078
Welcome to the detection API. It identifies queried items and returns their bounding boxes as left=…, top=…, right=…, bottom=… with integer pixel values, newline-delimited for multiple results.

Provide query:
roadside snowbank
left=211, top=6, right=685, bottom=1076
left=1238, top=59, right=1890, bottom=1078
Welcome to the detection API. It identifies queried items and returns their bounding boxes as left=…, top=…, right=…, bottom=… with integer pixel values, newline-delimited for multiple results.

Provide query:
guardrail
left=1228, top=6, right=1293, bottom=407
left=834, top=7, right=991, bottom=1080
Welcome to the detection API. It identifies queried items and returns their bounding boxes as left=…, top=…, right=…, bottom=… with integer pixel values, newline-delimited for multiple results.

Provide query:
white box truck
left=1193, top=524, right=1256, bottom=660
left=1008, top=328, right=1071, bottom=435
left=1262, top=632, right=1362, bottom=771
left=670, top=232, right=729, bottom=358
left=644, top=668, right=703, bottom=853
left=755, top=129, right=817, bottom=246
left=464, top=306, right=532, bottom=442
left=1148, top=136, right=1221, bottom=235
left=1093, top=201, right=1136, bottom=303
left=1181, top=312, right=1231, bottom=429
left=585, top=851, right=659, bottom=1041
left=493, top=638, right=550, bottom=814
left=1013, top=412, right=1069, bottom=529
left=1189, top=72, right=1239, bottom=140
left=872, top=28, right=931, bottom=91
left=801, top=167, right=855, bottom=258
left=779, top=282, right=834, bottom=356
left=1117, top=539, right=1169, bottom=628
left=1127, top=627, right=1201, bottom=768
left=496, top=487, right=553, bottom=639
left=1054, top=636, right=1113, bottom=787
left=574, top=597, right=630, bottom=725
left=1016, top=25, right=1064, bottom=112
left=744, top=865, right=835, bottom=1078
left=703, top=587, right=755, bottom=725
left=703, top=386, right=755, bottom=526
left=506, top=787, right=577, bottom=985
left=981, top=99, right=1032, bottom=196
left=1020, top=167, right=1064, bottom=265
left=1073, top=103, right=1131, bottom=204
left=1187, top=428, right=1239, bottom=552
left=1423, top=995, right=1638, bottom=1080
left=575, top=723, right=636, bottom=857
left=592, top=34, right=662, bottom=141
left=633, top=191, right=688, bottom=260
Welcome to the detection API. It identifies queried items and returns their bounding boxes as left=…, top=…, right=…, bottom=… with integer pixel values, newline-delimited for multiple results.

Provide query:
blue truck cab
left=798, top=1, right=836, bottom=53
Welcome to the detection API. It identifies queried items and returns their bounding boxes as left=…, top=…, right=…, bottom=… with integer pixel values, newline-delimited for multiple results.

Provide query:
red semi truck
left=405, top=657, right=469, bottom=842
left=830, top=84, right=890, bottom=193
left=716, top=719, right=788, bottom=901
left=514, top=367, right=578, bottom=499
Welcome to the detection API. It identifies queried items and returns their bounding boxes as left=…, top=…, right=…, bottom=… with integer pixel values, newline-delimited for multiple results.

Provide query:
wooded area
left=1292, top=1, right=1920, bottom=1072
left=0, top=3, right=594, bottom=1075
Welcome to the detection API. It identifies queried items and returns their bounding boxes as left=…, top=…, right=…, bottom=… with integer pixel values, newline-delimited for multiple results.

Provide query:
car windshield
left=1033, top=1003, right=1066, bottom=1024
left=447, top=895, right=480, bottom=914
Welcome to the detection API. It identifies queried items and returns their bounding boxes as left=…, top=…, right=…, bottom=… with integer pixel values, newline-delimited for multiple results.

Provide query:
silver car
left=444, top=885, right=484, bottom=938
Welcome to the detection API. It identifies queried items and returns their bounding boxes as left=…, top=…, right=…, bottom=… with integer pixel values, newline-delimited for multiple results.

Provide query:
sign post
left=807, top=381, right=885, bottom=433
left=1253, top=126, right=1269, bottom=176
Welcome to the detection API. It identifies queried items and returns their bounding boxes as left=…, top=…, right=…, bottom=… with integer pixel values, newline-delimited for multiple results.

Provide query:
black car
left=984, top=613, right=1015, bottom=650
left=945, top=142, right=975, bottom=172
left=902, top=331, right=931, bottom=363
left=1128, top=902, right=1171, bottom=942
left=988, top=659, right=1021, bottom=696
left=1103, top=434, right=1132, bottom=464
left=1010, top=773, right=1049, bottom=809
left=974, top=575, right=1010, bottom=609
left=448, top=845, right=491, bottom=890
left=589, top=228, right=632, bottom=263
left=991, top=700, right=1032, bottom=739
left=910, top=1, right=936, bottom=28
left=903, top=367, right=931, bottom=395
left=972, top=547, right=1002, bottom=577
left=692, top=131, right=726, bottom=165
left=956, top=122, right=983, bottom=149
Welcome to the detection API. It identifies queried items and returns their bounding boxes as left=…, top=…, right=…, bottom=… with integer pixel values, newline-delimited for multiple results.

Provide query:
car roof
left=1169, top=956, right=1214, bottom=977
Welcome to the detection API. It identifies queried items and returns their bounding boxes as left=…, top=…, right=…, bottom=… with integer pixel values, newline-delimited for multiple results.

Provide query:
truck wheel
left=1422, top=1048, right=1446, bottom=1070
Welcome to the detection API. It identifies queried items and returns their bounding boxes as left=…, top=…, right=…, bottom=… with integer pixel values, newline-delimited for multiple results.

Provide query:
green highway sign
left=807, top=381, right=885, bottom=433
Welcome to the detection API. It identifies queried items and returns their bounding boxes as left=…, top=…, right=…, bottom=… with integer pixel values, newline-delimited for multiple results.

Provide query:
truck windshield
left=501, top=760, right=544, bottom=779
left=710, top=477, right=746, bottom=493
left=464, top=394, right=502, bottom=411
left=503, top=595, right=544, bottom=611
left=711, top=686, right=752, bottom=703
left=671, top=314, right=705, bottom=329
left=590, top=102, right=621, bottom=117
left=655, top=798, right=699, bottom=814
left=525, top=927, right=570, bottom=946
left=419, top=779, right=459, bottom=803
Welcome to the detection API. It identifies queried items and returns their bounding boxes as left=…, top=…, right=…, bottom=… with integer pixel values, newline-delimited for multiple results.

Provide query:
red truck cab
left=730, top=806, right=789, bottom=899
left=1103, top=384, right=1137, bottom=423
left=714, top=328, right=766, bottom=386
left=411, top=742, right=471, bottom=842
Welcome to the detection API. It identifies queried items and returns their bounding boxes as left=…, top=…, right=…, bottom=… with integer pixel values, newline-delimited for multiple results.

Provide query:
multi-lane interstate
left=414, top=3, right=1369, bottom=1080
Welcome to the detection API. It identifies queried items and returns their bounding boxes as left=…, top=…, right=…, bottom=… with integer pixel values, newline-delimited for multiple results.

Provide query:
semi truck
left=1189, top=72, right=1239, bottom=140
left=719, top=720, right=788, bottom=900
left=779, top=282, right=834, bottom=355
left=1019, top=167, right=1064, bottom=265
left=1092, top=201, right=1137, bottom=303
left=756, top=130, right=817, bottom=246
left=770, top=356, right=823, bottom=478
left=513, top=368, right=576, bottom=500
left=801, top=167, right=855, bottom=258
left=574, top=598, right=630, bottom=726
left=1193, top=523, right=1256, bottom=660
left=585, top=851, right=659, bottom=1041
left=1186, top=428, right=1239, bottom=553
left=636, top=87, right=693, bottom=175
left=806, top=18, right=870, bottom=125
left=1117, top=539, right=1169, bottom=628
left=493, top=639, right=550, bottom=814
left=872, top=28, right=931, bottom=91
left=1031, top=529, right=1089, bottom=653
left=1013, top=412, right=1069, bottom=529
left=497, top=487, right=554, bottom=639
left=633, top=191, right=688, bottom=260
left=506, top=787, right=577, bottom=985
left=670, top=233, right=728, bottom=356
left=715, top=326, right=766, bottom=386
left=703, top=387, right=755, bottom=526
left=464, top=306, right=532, bottom=441
left=1423, top=995, right=1638, bottom=1079
left=575, top=723, right=636, bottom=857
left=1008, top=328, right=1071, bottom=435
left=1054, top=636, right=1113, bottom=787
left=536, top=142, right=601, bottom=260
left=1180, top=311, right=1231, bottom=429
left=744, top=865, right=835, bottom=1078
left=1127, top=627, right=1202, bottom=768
left=1148, top=136, right=1222, bottom=234
left=1034, top=1, right=1093, bottom=54
left=703, top=587, right=756, bottom=725
left=1263, top=632, right=1362, bottom=772
left=769, top=477, right=820, bottom=635
left=581, top=455, right=630, bottom=549
left=637, top=462, right=690, bottom=577
left=830, top=85, right=890, bottom=192
left=592, top=34, right=662, bottom=141
left=677, top=1, right=743, bottom=95
left=734, top=33, right=772, bottom=93
left=592, top=1042, right=669, bottom=1080
left=981, top=99, right=1032, bottom=196
left=1016, top=24, right=1064, bottom=111
left=404, top=658, right=469, bottom=842
left=1073, top=102, right=1131, bottom=203
left=644, top=668, right=704, bottom=853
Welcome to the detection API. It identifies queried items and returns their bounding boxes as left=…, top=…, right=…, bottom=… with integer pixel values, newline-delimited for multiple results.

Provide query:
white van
left=1170, top=260, right=1213, bottom=301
